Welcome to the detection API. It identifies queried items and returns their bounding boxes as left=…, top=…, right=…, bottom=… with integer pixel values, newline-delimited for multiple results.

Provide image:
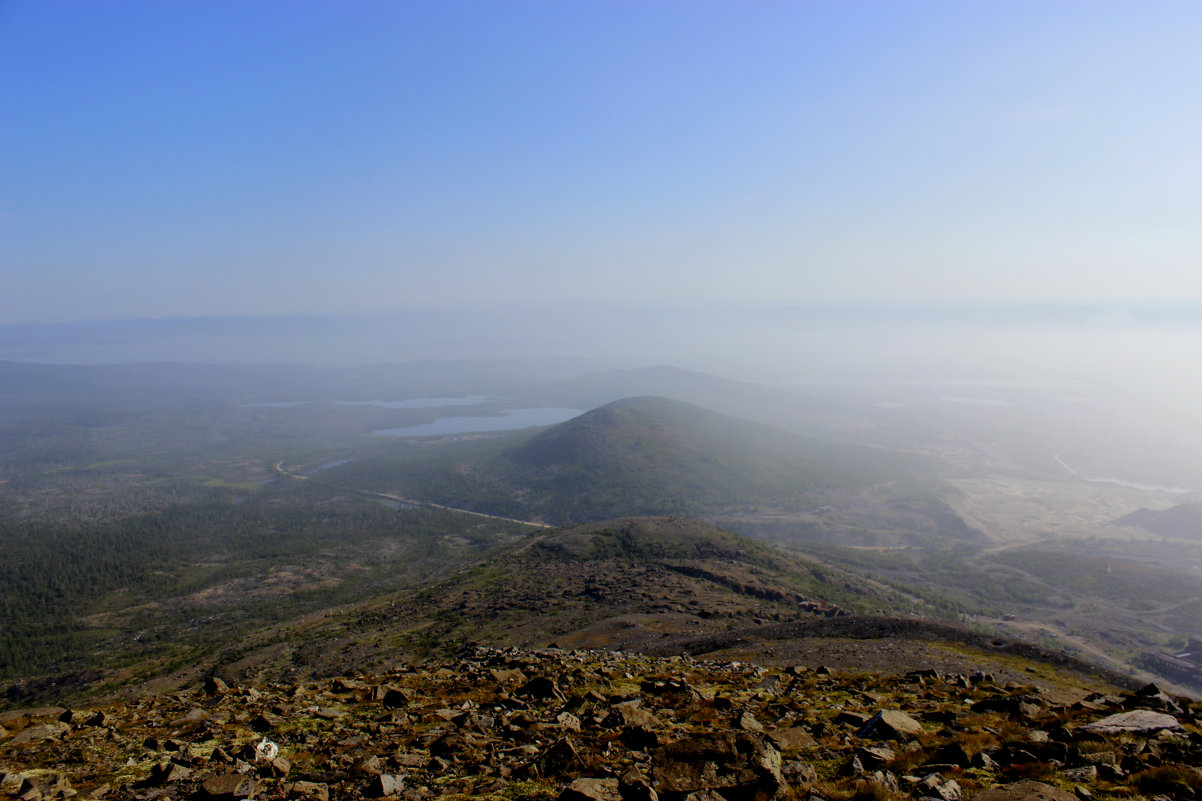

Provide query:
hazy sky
left=3, top=1, right=1202, bottom=324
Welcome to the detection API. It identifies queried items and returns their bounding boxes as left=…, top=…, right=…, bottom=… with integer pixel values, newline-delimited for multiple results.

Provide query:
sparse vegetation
left=0, top=644, right=1189, bottom=801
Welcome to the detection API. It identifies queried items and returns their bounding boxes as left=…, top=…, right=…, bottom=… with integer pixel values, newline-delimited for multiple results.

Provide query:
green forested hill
left=325, top=396, right=935, bottom=525
left=492, top=396, right=928, bottom=522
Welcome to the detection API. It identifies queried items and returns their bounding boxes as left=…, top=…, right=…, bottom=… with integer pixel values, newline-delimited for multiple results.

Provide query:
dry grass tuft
left=949, top=727, right=999, bottom=755
left=811, top=779, right=911, bottom=801
left=1133, top=764, right=1202, bottom=797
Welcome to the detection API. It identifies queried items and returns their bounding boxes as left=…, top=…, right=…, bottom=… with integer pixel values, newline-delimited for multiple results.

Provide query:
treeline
left=0, top=481, right=520, bottom=680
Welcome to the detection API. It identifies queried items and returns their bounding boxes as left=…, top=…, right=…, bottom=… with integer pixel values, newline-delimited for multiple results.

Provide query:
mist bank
left=6, top=302, right=1202, bottom=481
left=4, top=301, right=1201, bottom=389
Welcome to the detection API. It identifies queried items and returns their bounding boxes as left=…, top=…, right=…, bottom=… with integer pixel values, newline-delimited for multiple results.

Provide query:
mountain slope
left=1116, top=502, right=1202, bottom=540
left=196, top=517, right=915, bottom=687
left=536, top=364, right=887, bottom=442
left=506, top=396, right=909, bottom=478
left=494, top=396, right=927, bottom=522
left=328, top=396, right=939, bottom=528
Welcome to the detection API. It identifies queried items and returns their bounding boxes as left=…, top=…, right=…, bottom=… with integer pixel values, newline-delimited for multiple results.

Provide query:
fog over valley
left=7, top=301, right=1202, bottom=490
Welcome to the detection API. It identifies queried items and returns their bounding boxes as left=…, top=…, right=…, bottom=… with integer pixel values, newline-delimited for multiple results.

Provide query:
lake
left=374, top=407, right=583, bottom=437
left=243, top=395, right=492, bottom=409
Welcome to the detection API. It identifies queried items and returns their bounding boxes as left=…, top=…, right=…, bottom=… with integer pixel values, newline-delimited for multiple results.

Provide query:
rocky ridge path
left=2, top=646, right=1200, bottom=801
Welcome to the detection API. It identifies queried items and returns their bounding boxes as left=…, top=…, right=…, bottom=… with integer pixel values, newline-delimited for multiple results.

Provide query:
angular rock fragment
left=1, top=773, right=26, bottom=796
left=856, top=709, right=922, bottom=740
left=365, top=773, right=404, bottom=797
left=204, top=676, right=231, bottom=695
left=375, top=685, right=410, bottom=708
left=148, top=759, right=192, bottom=784
left=737, top=712, right=763, bottom=732
left=973, top=780, right=1077, bottom=801
left=490, top=669, right=527, bottom=685
left=972, top=696, right=1044, bottom=720
left=518, top=676, right=566, bottom=702
left=923, top=741, right=971, bottom=769
left=754, top=674, right=783, bottom=692
left=1062, top=765, right=1097, bottom=782
left=558, top=778, right=622, bottom=801
left=641, top=678, right=701, bottom=703
left=524, top=737, right=586, bottom=778
left=781, top=760, right=816, bottom=785
left=8, top=722, right=69, bottom=746
left=262, top=756, right=290, bottom=778
left=618, top=768, right=657, bottom=801
left=833, top=711, right=868, bottom=727
left=1078, top=709, right=1183, bottom=734
left=353, top=755, right=384, bottom=775
left=286, top=780, right=329, bottom=800
left=917, top=774, right=961, bottom=801
left=200, top=771, right=259, bottom=799
left=332, top=677, right=369, bottom=694
left=81, top=710, right=109, bottom=728
left=1124, top=683, right=1182, bottom=713
left=606, top=701, right=662, bottom=729
left=250, top=712, right=283, bottom=732
left=430, top=731, right=477, bottom=759
left=851, top=745, right=895, bottom=770
left=650, top=732, right=788, bottom=800
left=767, top=727, right=816, bottom=752
left=620, top=724, right=659, bottom=750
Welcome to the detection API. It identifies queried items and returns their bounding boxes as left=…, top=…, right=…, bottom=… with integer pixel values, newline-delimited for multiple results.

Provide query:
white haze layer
left=3, top=302, right=1201, bottom=492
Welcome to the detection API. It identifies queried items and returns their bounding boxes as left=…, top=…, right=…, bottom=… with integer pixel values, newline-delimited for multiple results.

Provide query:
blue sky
left=3, top=1, right=1202, bottom=323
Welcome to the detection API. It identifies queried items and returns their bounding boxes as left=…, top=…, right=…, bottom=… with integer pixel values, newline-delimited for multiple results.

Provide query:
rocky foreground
left=2, top=646, right=1200, bottom=801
